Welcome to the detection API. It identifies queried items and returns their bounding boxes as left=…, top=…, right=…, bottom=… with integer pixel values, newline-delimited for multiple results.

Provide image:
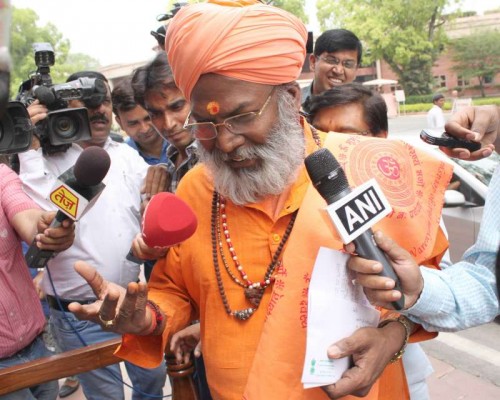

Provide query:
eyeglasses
left=319, top=55, right=357, bottom=70
left=183, top=89, right=274, bottom=140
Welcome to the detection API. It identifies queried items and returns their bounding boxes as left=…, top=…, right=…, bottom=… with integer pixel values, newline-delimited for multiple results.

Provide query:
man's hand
left=131, top=233, right=168, bottom=260
left=35, top=211, right=75, bottom=252
left=32, top=271, right=45, bottom=300
left=443, top=105, right=498, bottom=160
left=69, top=261, right=154, bottom=335
left=170, top=323, right=202, bottom=365
left=345, top=231, right=423, bottom=310
left=321, top=323, right=406, bottom=399
left=141, top=165, right=170, bottom=200
left=28, top=99, right=48, bottom=125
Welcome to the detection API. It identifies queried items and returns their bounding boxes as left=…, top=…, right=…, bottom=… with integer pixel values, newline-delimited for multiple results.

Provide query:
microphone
left=25, top=146, right=111, bottom=268
left=305, top=148, right=405, bottom=310
left=126, top=192, right=198, bottom=263
left=33, top=85, right=56, bottom=106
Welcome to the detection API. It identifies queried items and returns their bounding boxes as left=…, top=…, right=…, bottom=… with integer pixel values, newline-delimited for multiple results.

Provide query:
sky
left=10, top=0, right=500, bottom=67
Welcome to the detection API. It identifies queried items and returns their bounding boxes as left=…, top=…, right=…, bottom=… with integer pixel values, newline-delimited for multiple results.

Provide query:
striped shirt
left=407, top=164, right=500, bottom=331
left=0, top=165, right=46, bottom=358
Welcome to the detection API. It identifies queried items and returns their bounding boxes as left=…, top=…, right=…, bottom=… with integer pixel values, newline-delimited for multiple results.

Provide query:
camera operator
left=18, top=71, right=168, bottom=400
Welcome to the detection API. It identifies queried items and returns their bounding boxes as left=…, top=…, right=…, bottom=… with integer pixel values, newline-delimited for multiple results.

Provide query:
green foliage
left=450, top=29, right=500, bottom=97
left=10, top=7, right=100, bottom=99
left=405, top=94, right=435, bottom=105
left=171, top=0, right=308, bottom=22
left=273, top=0, right=308, bottom=23
left=400, top=97, right=500, bottom=113
left=485, top=8, right=500, bottom=15
left=472, top=97, right=500, bottom=106
left=316, top=0, right=453, bottom=95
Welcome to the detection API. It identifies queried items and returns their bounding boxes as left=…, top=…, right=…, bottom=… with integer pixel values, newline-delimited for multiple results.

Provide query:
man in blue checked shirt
left=131, top=51, right=199, bottom=194
left=112, top=77, right=171, bottom=167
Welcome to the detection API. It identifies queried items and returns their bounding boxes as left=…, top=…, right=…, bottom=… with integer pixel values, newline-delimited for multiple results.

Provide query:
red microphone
left=142, top=192, right=198, bottom=247
left=127, top=192, right=197, bottom=262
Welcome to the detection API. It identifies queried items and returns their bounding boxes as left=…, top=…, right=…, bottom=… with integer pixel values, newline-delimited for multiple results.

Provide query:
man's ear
left=309, top=53, right=316, bottom=73
left=115, top=115, right=124, bottom=130
left=286, top=82, right=302, bottom=111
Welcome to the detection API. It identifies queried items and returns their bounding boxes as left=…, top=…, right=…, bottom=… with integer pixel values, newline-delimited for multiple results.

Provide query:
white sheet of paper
left=301, top=247, right=380, bottom=389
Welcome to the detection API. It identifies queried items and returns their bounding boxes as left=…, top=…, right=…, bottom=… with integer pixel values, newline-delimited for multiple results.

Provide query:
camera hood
left=0, top=102, right=33, bottom=154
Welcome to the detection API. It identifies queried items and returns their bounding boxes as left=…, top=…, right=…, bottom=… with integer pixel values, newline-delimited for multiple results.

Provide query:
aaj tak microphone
left=25, top=146, right=111, bottom=268
left=305, top=148, right=405, bottom=310
left=127, top=192, right=198, bottom=263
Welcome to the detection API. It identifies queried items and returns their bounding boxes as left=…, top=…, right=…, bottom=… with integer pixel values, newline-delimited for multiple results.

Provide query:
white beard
left=199, top=90, right=305, bottom=206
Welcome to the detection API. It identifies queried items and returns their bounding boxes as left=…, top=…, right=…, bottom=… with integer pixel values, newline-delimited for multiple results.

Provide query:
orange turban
left=165, top=0, right=308, bottom=100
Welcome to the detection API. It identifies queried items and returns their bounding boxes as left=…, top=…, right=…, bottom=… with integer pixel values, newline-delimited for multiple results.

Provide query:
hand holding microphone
left=305, top=148, right=405, bottom=310
left=25, top=146, right=111, bottom=268
left=345, top=231, right=424, bottom=310
left=127, top=192, right=198, bottom=263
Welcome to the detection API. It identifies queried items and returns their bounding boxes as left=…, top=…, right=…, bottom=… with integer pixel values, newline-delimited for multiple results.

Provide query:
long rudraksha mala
left=211, top=191, right=297, bottom=321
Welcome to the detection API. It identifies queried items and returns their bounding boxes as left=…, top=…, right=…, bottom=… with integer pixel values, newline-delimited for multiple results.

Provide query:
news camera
left=150, top=2, right=187, bottom=49
left=0, top=101, right=34, bottom=155
left=0, top=38, right=34, bottom=155
left=17, top=43, right=107, bottom=154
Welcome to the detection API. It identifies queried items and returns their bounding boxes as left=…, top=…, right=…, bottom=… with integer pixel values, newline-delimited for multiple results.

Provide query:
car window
left=452, top=151, right=499, bottom=186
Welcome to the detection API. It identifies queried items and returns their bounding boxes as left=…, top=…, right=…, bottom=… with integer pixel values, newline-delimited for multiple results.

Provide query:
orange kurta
left=117, top=123, right=452, bottom=400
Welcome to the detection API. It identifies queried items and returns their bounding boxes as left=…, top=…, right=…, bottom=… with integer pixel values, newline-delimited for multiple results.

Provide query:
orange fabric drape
left=243, top=133, right=452, bottom=399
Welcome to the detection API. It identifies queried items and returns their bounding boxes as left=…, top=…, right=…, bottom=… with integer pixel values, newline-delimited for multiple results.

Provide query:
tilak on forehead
left=165, top=0, right=308, bottom=101
left=206, top=101, right=220, bottom=115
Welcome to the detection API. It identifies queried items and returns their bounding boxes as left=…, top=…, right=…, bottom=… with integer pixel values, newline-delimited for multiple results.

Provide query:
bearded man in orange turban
left=70, top=1, right=452, bottom=399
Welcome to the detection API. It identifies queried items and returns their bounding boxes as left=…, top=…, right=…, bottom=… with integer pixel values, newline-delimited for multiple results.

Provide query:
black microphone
left=33, top=85, right=56, bottom=106
left=25, top=146, right=111, bottom=268
left=305, top=148, right=405, bottom=310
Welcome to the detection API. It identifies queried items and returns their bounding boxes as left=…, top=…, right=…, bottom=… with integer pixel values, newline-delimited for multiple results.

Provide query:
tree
left=272, top=0, right=308, bottom=24
left=316, top=0, right=452, bottom=95
left=176, top=0, right=308, bottom=23
left=10, top=7, right=100, bottom=98
left=450, top=29, right=500, bottom=97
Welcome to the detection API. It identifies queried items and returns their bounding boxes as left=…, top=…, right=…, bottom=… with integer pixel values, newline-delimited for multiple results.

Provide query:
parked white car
left=401, top=137, right=497, bottom=262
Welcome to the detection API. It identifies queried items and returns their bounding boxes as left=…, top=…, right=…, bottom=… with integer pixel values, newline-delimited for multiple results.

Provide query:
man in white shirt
left=19, top=71, right=167, bottom=400
left=426, top=93, right=446, bottom=131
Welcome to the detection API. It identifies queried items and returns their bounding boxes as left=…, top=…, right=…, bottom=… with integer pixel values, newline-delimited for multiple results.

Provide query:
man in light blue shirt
left=347, top=105, right=499, bottom=331
left=407, top=164, right=498, bottom=331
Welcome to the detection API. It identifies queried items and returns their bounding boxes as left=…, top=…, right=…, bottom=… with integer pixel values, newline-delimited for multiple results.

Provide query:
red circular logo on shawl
left=336, top=137, right=423, bottom=209
left=377, top=156, right=401, bottom=180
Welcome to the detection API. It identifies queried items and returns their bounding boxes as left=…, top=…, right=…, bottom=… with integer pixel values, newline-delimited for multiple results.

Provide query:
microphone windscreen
left=305, top=148, right=349, bottom=198
left=142, top=192, right=198, bottom=247
left=34, top=85, right=56, bottom=105
left=73, top=146, right=111, bottom=187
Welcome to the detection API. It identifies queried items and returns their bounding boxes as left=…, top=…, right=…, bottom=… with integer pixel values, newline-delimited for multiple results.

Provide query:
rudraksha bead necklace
left=211, top=191, right=297, bottom=321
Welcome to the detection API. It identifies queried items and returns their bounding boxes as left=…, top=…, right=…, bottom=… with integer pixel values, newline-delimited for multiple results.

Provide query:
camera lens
left=52, top=115, right=79, bottom=139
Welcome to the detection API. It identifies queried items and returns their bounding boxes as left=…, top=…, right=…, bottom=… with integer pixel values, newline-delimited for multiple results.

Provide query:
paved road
left=388, top=113, right=429, bottom=138
left=424, top=321, right=500, bottom=398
